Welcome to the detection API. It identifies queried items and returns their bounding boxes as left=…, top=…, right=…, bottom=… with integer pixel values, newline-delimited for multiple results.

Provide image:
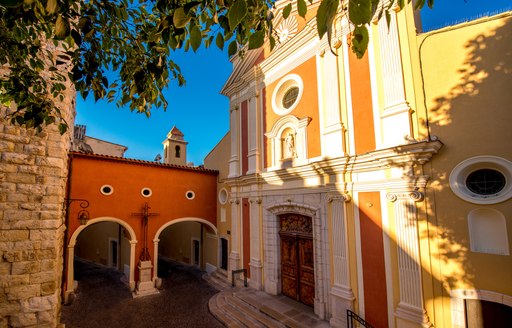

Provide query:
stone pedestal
left=133, top=260, right=159, bottom=298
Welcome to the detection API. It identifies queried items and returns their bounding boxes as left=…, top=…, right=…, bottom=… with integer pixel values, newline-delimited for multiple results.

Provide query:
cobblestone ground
left=61, top=259, right=224, bottom=328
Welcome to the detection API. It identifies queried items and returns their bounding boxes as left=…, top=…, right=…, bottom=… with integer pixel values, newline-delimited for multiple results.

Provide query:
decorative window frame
left=449, top=156, right=512, bottom=204
left=218, top=188, right=228, bottom=205
left=265, top=115, right=311, bottom=168
left=271, top=74, right=304, bottom=116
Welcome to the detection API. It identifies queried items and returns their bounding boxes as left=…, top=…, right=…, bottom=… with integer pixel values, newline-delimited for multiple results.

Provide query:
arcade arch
left=65, top=217, right=138, bottom=303
left=152, top=217, right=218, bottom=285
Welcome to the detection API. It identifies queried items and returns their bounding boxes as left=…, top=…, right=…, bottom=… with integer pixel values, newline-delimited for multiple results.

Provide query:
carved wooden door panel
left=279, top=214, right=315, bottom=307
left=298, top=237, right=315, bottom=306
left=280, top=235, right=298, bottom=300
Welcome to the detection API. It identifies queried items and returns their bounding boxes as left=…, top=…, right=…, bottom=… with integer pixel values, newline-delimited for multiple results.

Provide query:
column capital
left=328, top=193, right=351, bottom=203
left=249, top=197, right=262, bottom=204
left=229, top=198, right=240, bottom=205
left=386, top=190, right=424, bottom=203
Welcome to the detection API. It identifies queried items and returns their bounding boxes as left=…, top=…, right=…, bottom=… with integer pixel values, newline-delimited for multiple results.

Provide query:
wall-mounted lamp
left=66, top=198, right=90, bottom=225
left=78, top=210, right=89, bottom=225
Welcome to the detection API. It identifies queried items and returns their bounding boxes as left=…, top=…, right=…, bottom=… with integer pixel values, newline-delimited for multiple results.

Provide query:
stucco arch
left=151, top=217, right=218, bottom=284
left=154, top=217, right=218, bottom=240
left=69, top=216, right=137, bottom=246
left=65, top=217, right=138, bottom=303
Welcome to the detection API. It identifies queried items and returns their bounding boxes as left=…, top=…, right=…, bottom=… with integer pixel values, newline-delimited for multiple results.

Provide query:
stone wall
left=0, top=94, right=75, bottom=327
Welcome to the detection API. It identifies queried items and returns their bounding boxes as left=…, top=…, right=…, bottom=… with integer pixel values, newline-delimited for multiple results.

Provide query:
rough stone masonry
left=0, top=85, right=75, bottom=326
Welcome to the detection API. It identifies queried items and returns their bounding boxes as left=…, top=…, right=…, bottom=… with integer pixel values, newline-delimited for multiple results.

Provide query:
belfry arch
left=65, top=217, right=138, bottom=303
left=152, top=217, right=218, bottom=284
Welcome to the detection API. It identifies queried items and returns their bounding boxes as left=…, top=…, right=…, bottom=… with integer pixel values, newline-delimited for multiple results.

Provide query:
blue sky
left=75, top=0, right=512, bottom=165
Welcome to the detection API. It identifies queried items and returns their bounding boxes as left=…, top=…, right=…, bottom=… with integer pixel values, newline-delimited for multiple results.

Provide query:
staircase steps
left=203, top=269, right=231, bottom=291
left=209, top=288, right=331, bottom=328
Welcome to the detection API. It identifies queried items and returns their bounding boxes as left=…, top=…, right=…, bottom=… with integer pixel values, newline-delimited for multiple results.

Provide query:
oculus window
left=450, top=156, right=512, bottom=204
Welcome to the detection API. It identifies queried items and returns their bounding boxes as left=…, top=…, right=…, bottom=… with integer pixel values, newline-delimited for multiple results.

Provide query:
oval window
left=100, top=185, right=114, bottom=196
left=141, top=188, right=152, bottom=197
left=186, top=191, right=195, bottom=200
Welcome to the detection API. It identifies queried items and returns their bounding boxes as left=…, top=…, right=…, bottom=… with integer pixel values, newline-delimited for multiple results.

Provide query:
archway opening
left=65, top=217, right=137, bottom=304
left=157, top=221, right=217, bottom=276
left=74, top=221, right=132, bottom=290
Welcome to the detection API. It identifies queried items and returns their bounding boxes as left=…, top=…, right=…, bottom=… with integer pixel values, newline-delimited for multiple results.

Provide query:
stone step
left=209, top=292, right=245, bottom=328
left=203, top=272, right=231, bottom=291
left=224, top=294, right=267, bottom=328
left=227, top=293, right=286, bottom=328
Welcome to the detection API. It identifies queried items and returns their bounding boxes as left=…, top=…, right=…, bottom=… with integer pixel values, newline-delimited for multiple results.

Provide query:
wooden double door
left=279, top=214, right=315, bottom=307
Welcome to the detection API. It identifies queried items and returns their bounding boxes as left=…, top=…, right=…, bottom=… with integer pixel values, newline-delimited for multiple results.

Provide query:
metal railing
left=347, top=310, right=375, bottom=328
left=231, top=269, right=247, bottom=287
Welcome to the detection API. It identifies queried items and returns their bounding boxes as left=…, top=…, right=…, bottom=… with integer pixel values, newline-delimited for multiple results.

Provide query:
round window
left=218, top=188, right=228, bottom=205
left=271, top=74, right=303, bottom=115
left=449, top=156, right=512, bottom=204
left=186, top=191, right=195, bottom=200
left=282, top=87, right=299, bottom=109
left=100, top=185, right=114, bottom=196
left=465, top=169, right=506, bottom=196
left=141, top=188, right=152, bottom=197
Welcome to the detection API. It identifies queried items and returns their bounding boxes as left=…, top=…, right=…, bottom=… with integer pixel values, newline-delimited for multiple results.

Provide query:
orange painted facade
left=264, top=57, right=321, bottom=167
left=65, top=152, right=218, bottom=289
left=348, top=51, right=376, bottom=154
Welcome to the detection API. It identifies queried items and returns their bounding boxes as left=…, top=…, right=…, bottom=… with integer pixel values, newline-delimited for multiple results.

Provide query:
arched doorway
left=65, top=217, right=137, bottom=303
left=264, top=202, right=328, bottom=319
left=153, top=218, right=218, bottom=285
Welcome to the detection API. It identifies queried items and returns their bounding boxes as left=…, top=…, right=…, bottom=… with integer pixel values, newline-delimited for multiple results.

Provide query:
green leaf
left=190, top=25, right=201, bottom=52
left=297, top=0, right=307, bottom=18
left=173, top=7, right=191, bottom=29
left=215, top=33, right=225, bottom=50
left=248, top=30, right=264, bottom=49
left=227, top=40, right=237, bottom=57
left=349, top=0, right=372, bottom=26
left=228, top=0, right=248, bottom=31
left=46, top=0, right=58, bottom=14
left=55, top=15, right=70, bottom=39
left=0, top=0, right=22, bottom=8
left=282, top=3, right=292, bottom=19
left=317, top=0, right=339, bottom=39
left=351, top=25, right=369, bottom=59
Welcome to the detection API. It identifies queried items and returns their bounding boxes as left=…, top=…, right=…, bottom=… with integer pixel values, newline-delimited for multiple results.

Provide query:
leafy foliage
left=0, top=0, right=432, bottom=132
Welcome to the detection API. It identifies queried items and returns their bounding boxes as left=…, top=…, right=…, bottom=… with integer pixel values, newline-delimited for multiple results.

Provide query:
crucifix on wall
left=132, top=203, right=159, bottom=261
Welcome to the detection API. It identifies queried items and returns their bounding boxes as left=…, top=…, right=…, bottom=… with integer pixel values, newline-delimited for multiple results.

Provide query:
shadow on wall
left=259, top=16, right=512, bottom=327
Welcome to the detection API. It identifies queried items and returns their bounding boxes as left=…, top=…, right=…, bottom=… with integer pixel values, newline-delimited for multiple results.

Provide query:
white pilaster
left=249, top=197, right=263, bottom=289
left=247, top=93, right=261, bottom=174
left=228, top=198, right=241, bottom=281
left=228, top=106, right=240, bottom=178
left=386, top=191, right=432, bottom=328
left=329, top=193, right=355, bottom=327
left=377, top=13, right=413, bottom=147
left=319, top=50, right=344, bottom=158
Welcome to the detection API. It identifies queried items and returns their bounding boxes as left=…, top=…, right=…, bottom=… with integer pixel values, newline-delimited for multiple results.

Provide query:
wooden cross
left=132, top=203, right=159, bottom=261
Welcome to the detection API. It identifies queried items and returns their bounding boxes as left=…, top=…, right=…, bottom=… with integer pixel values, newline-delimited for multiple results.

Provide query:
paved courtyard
left=61, top=259, right=224, bottom=328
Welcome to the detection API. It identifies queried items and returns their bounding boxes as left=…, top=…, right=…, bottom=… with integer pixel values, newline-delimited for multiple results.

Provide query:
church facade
left=209, top=2, right=512, bottom=327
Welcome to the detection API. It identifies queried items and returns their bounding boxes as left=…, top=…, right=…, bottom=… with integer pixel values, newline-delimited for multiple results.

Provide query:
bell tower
left=162, top=126, right=188, bottom=165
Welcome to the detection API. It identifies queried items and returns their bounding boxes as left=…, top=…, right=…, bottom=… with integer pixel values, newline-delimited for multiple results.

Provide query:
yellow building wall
left=421, top=13, right=512, bottom=326
left=204, top=132, right=231, bottom=259
left=159, top=222, right=202, bottom=265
